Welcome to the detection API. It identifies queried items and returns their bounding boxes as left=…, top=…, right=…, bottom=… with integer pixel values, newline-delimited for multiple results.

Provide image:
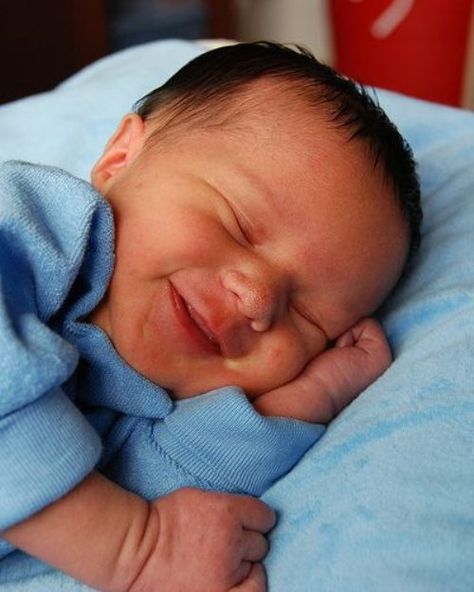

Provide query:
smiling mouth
left=169, top=282, right=221, bottom=355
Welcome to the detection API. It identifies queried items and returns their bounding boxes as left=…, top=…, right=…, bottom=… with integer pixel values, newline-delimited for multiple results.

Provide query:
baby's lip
left=169, top=281, right=221, bottom=355
left=184, top=301, right=222, bottom=353
left=171, top=282, right=242, bottom=358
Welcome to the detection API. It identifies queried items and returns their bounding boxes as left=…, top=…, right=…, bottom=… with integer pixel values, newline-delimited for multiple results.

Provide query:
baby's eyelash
left=232, top=210, right=253, bottom=245
left=291, top=304, right=329, bottom=339
left=223, top=199, right=253, bottom=245
left=292, top=304, right=314, bottom=325
left=218, top=193, right=252, bottom=246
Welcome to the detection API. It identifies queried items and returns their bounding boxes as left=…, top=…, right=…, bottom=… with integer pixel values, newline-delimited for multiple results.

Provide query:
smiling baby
left=0, top=42, right=421, bottom=592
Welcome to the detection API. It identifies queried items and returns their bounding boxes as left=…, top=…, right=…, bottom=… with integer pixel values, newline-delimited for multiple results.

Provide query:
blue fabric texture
left=0, top=160, right=323, bottom=586
left=0, top=39, right=473, bottom=591
left=0, top=162, right=112, bottom=530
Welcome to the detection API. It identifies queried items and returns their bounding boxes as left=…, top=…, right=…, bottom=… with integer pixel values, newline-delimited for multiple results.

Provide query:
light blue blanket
left=1, top=40, right=473, bottom=591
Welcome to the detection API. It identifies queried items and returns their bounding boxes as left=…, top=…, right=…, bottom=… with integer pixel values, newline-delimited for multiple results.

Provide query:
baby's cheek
left=227, top=336, right=310, bottom=396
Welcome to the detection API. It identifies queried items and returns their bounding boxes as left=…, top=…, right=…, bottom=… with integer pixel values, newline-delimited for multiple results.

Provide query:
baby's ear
left=91, top=113, right=145, bottom=192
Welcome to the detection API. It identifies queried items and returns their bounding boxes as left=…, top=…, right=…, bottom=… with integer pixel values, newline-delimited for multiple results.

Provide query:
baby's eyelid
left=291, top=303, right=313, bottom=325
left=233, top=210, right=253, bottom=245
left=225, top=201, right=253, bottom=246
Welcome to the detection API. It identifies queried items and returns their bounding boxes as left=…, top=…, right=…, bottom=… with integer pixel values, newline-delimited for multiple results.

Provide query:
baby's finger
left=335, top=329, right=355, bottom=348
left=230, top=563, right=267, bottom=592
left=242, top=530, right=269, bottom=562
left=235, top=497, right=276, bottom=533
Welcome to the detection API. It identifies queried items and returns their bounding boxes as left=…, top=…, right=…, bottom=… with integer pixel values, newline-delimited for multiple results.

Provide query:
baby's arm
left=3, top=472, right=275, bottom=592
left=253, top=318, right=391, bottom=423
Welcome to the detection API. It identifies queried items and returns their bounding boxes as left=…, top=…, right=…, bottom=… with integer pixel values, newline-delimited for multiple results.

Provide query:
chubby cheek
left=226, top=333, right=312, bottom=397
left=116, top=202, right=226, bottom=277
left=175, top=228, right=233, bottom=283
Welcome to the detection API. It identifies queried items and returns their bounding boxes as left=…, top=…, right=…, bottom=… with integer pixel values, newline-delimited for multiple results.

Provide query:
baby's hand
left=253, top=318, right=391, bottom=424
left=130, top=488, right=276, bottom=592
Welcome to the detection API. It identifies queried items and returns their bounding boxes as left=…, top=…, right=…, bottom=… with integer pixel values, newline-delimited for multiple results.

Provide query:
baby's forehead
left=213, top=77, right=331, bottom=130
left=147, top=76, right=331, bottom=142
left=144, top=75, right=393, bottom=210
left=145, top=77, right=388, bottom=204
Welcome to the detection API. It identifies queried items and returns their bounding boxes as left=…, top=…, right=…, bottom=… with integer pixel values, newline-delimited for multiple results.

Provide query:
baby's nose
left=221, top=269, right=282, bottom=332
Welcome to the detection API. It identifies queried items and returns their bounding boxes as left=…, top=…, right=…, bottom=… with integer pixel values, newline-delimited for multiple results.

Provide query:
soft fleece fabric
left=0, top=40, right=473, bottom=591
left=0, top=161, right=323, bottom=584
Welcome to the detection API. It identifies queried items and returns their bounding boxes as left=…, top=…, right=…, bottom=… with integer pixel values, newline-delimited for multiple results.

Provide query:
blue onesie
left=0, top=161, right=324, bottom=583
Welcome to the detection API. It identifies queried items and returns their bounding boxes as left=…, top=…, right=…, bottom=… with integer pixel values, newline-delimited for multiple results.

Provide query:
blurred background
left=1, top=0, right=473, bottom=108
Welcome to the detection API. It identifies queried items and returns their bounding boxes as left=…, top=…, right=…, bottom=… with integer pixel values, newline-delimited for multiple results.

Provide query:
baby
left=0, top=42, right=421, bottom=591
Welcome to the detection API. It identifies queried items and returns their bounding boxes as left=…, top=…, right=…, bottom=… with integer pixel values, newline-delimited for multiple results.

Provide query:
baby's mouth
left=169, top=282, right=222, bottom=355
left=184, top=302, right=221, bottom=351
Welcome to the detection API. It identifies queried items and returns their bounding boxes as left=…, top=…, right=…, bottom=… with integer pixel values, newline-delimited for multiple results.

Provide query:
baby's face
left=91, top=91, right=408, bottom=399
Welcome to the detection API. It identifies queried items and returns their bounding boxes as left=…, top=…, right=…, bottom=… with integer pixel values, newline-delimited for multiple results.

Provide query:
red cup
left=330, top=0, right=474, bottom=106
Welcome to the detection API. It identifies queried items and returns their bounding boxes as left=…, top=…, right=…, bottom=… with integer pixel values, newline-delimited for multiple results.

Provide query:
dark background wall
left=1, top=0, right=109, bottom=103
left=0, top=0, right=235, bottom=104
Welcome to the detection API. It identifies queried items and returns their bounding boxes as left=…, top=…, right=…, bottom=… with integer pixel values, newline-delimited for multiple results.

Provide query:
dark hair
left=134, top=41, right=422, bottom=260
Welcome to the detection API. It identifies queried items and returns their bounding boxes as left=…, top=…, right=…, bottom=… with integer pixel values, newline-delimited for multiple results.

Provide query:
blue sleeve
left=104, top=388, right=325, bottom=499
left=0, top=162, right=106, bottom=530
left=159, top=389, right=325, bottom=495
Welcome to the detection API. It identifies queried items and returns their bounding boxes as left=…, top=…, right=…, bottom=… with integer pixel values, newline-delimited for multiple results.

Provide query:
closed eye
left=232, top=209, right=253, bottom=245
left=220, top=194, right=253, bottom=246
left=291, top=303, right=329, bottom=341
left=207, top=179, right=257, bottom=246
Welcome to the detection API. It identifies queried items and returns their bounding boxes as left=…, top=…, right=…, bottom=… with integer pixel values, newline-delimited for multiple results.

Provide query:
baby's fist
left=129, top=488, right=276, bottom=592
left=310, top=317, right=392, bottom=420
